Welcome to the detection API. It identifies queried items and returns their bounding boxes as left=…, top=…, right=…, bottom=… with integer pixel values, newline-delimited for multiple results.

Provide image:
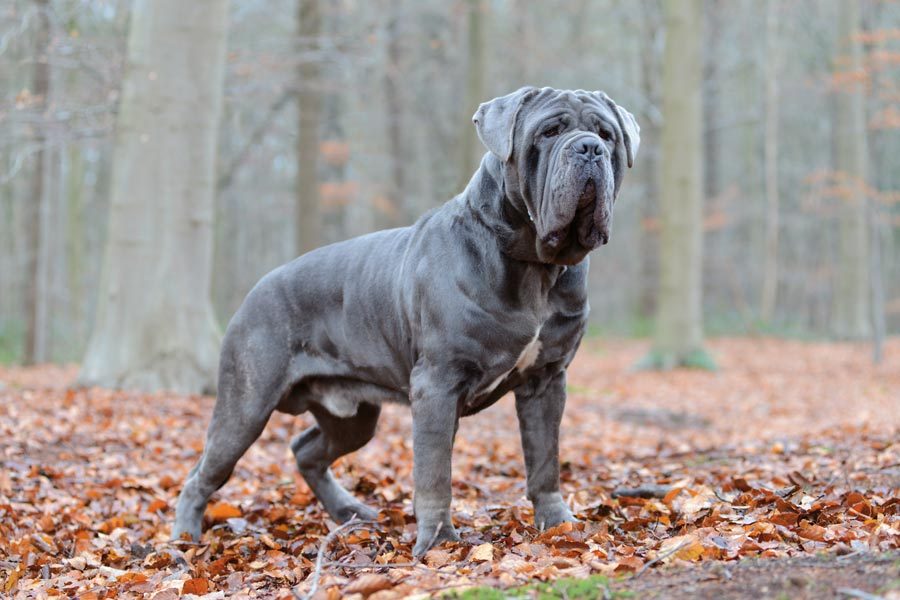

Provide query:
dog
left=172, top=86, right=639, bottom=557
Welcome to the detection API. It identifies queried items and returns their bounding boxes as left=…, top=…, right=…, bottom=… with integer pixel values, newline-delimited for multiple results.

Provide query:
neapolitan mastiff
left=173, top=86, right=639, bottom=556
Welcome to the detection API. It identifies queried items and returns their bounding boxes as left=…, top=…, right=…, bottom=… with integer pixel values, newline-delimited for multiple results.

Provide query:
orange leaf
left=118, top=572, right=147, bottom=583
left=659, top=534, right=704, bottom=562
left=182, top=578, right=210, bottom=595
left=663, top=486, right=684, bottom=506
left=207, top=502, right=241, bottom=521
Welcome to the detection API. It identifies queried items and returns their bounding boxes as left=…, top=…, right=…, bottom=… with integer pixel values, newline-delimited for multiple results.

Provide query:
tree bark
left=831, top=0, right=870, bottom=339
left=646, top=0, right=711, bottom=369
left=24, top=0, right=50, bottom=365
left=296, top=0, right=323, bottom=255
left=458, top=0, right=486, bottom=193
left=79, top=0, right=228, bottom=393
left=382, top=2, right=405, bottom=227
left=702, top=0, right=722, bottom=202
left=760, top=0, right=781, bottom=323
left=636, top=0, right=663, bottom=319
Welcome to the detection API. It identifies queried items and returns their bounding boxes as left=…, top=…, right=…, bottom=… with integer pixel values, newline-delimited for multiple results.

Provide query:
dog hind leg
left=172, top=342, right=282, bottom=541
left=292, top=401, right=381, bottom=522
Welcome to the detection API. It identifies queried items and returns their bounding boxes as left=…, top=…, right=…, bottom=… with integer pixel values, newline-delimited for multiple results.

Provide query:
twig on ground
left=836, top=548, right=867, bottom=561
left=429, top=522, right=444, bottom=546
left=293, top=520, right=454, bottom=598
left=323, top=560, right=433, bottom=571
left=293, top=518, right=381, bottom=600
left=837, top=588, right=885, bottom=600
left=632, top=540, right=690, bottom=579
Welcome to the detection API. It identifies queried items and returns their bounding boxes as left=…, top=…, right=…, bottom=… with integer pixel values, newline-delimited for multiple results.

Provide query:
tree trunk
left=79, top=0, right=228, bottom=393
left=645, top=0, right=712, bottom=369
left=66, top=145, right=87, bottom=350
left=864, top=3, right=887, bottom=362
left=458, top=0, right=486, bottom=193
left=831, top=0, right=870, bottom=339
left=702, top=0, right=721, bottom=201
left=636, top=0, right=663, bottom=319
left=760, top=0, right=781, bottom=323
left=296, top=0, right=322, bottom=255
left=382, top=2, right=405, bottom=227
left=24, top=0, right=50, bottom=365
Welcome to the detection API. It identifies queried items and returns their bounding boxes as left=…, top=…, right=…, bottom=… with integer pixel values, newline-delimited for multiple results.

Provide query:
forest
left=1, top=0, right=899, bottom=598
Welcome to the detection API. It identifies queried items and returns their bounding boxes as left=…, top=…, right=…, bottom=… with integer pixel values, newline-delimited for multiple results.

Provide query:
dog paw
left=333, top=502, right=379, bottom=523
left=533, top=501, right=579, bottom=531
left=412, top=522, right=461, bottom=558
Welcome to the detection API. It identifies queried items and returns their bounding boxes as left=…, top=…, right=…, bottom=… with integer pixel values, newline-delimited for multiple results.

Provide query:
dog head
left=473, top=87, right=640, bottom=265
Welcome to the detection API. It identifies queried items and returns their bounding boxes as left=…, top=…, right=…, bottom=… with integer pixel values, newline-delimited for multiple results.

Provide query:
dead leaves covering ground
left=0, top=337, right=898, bottom=599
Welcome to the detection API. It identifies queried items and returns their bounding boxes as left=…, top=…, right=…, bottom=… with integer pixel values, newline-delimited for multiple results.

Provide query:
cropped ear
left=594, top=91, right=640, bottom=168
left=472, top=86, right=538, bottom=162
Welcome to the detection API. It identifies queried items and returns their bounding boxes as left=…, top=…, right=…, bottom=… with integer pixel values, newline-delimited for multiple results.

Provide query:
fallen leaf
left=344, top=574, right=393, bottom=596
left=207, top=502, right=242, bottom=521
left=469, top=543, right=494, bottom=562
left=182, top=578, right=210, bottom=595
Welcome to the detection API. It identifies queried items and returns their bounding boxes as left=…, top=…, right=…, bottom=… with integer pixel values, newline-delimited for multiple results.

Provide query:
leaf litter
left=0, top=338, right=898, bottom=598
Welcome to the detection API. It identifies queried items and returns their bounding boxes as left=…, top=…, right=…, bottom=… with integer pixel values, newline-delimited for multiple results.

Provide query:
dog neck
left=463, top=153, right=553, bottom=267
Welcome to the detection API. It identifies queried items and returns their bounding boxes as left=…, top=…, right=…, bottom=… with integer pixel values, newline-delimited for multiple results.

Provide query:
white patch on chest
left=515, top=334, right=542, bottom=372
left=480, top=328, right=543, bottom=395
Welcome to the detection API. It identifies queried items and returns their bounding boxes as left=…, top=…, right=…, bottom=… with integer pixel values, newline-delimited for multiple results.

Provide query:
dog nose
left=573, top=137, right=603, bottom=157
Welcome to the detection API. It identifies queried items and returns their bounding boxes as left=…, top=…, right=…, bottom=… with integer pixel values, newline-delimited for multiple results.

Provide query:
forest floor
left=1, top=337, right=898, bottom=599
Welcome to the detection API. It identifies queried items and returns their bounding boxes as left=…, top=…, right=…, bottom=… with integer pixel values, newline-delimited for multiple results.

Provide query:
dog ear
left=593, top=91, right=640, bottom=168
left=472, top=86, right=538, bottom=162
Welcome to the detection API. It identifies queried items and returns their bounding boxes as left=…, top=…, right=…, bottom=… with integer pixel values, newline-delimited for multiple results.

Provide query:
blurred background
left=0, top=0, right=897, bottom=386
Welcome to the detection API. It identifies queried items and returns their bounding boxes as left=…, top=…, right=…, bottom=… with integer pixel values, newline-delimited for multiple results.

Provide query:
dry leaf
left=469, top=543, right=494, bottom=562
left=659, top=534, right=704, bottom=562
left=181, top=578, right=210, bottom=595
left=207, top=502, right=242, bottom=521
left=344, top=574, right=393, bottom=596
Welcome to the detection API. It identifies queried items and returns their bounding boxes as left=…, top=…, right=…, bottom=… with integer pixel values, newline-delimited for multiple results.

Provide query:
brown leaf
left=423, top=548, right=452, bottom=567
left=797, top=521, right=828, bottom=541
left=770, top=512, right=800, bottom=527
left=613, top=556, right=644, bottom=573
left=344, top=574, right=393, bottom=596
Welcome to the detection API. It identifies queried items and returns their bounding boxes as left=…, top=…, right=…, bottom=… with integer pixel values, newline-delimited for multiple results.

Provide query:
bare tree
left=832, top=0, right=870, bottom=339
left=296, top=0, right=323, bottom=255
left=760, top=0, right=781, bottom=323
left=635, top=0, right=664, bottom=318
left=644, top=0, right=714, bottom=369
left=23, top=0, right=50, bottom=364
left=458, top=0, right=486, bottom=192
left=79, top=0, right=228, bottom=393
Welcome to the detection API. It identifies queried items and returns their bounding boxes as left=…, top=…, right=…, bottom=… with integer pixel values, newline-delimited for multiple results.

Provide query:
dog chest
left=478, top=327, right=543, bottom=397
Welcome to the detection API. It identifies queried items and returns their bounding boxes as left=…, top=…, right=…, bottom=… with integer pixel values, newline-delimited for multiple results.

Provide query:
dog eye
left=542, top=125, right=561, bottom=138
left=598, top=129, right=614, bottom=142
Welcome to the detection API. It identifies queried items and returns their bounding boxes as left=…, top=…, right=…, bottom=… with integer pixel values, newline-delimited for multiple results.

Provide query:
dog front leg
left=515, top=370, right=578, bottom=529
left=409, top=367, right=462, bottom=557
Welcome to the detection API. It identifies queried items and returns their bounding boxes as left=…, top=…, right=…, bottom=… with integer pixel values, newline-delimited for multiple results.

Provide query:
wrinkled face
left=517, top=92, right=623, bottom=264
left=474, top=87, right=639, bottom=266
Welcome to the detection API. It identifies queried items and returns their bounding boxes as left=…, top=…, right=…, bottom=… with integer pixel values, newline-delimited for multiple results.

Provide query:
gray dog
left=172, top=86, right=639, bottom=557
